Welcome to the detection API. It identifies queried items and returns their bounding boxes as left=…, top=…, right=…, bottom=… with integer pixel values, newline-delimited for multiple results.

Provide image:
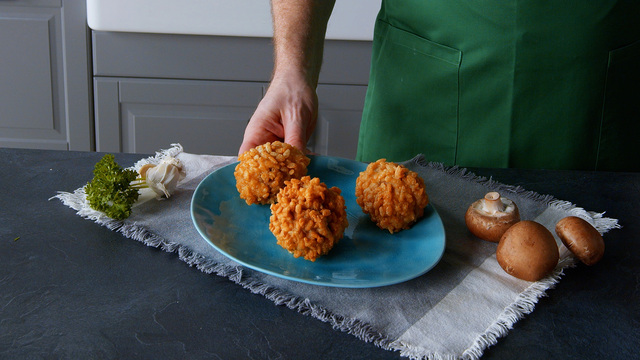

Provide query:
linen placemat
left=54, top=144, right=619, bottom=360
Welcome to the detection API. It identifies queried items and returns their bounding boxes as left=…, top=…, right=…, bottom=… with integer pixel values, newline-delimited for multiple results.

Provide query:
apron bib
left=356, top=0, right=640, bottom=171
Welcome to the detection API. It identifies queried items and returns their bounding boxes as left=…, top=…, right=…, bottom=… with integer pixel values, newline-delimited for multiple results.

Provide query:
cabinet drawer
left=0, top=0, right=61, bottom=7
left=92, top=30, right=372, bottom=85
left=94, top=78, right=264, bottom=155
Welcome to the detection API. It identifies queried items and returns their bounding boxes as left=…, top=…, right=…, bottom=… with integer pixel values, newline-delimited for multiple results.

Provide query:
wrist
left=271, top=66, right=317, bottom=90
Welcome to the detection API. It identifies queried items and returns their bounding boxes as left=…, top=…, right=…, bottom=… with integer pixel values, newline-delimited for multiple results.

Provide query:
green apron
left=356, top=0, right=640, bottom=171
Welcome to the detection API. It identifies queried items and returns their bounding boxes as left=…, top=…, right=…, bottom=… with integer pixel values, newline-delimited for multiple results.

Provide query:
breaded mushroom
left=234, top=141, right=310, bottom=205
left=269, top=176, right=348, bottom=262
left=355, top=159, right=429, bottom=233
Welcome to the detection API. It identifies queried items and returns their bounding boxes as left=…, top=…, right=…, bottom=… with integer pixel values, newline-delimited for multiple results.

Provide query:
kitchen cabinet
left=93, top=78, right=368, bottom=157
left=0, top=0, right=92, bottom=150
left=94, top=78, right=263, bottom=155
left=92, top=31, right=372, bottom=158
left=312, top=85, right=368, bottom=159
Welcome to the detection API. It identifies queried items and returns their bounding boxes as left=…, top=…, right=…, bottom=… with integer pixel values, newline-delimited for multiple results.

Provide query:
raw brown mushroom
left=496, top=221, right=559, bottom=281
left=465, top=192, right=520, bottom=242
left=555, top=216, right=604, bottom=265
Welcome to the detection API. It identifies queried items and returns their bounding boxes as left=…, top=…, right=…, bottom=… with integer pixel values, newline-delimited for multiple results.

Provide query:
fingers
left=238, top=118, right=282, bottom=156
left=283, top=90, right=318, bottom=152
left=283, top=118, right=308, bottom=151
left=238, top=77, right=318, bottom=155
left=238, top=99, right=283, bottom=155
left=238, top=139, right=258, bottom=156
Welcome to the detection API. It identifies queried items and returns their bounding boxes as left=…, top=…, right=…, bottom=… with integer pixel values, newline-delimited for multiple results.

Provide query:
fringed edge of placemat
left=388, top=256, right=578, bottom=360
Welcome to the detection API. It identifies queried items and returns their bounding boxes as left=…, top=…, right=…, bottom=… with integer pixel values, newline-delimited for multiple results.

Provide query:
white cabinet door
left=0, top=1, right=91, bottom=150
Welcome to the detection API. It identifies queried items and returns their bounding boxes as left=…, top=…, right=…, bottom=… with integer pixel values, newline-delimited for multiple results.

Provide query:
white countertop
left=86, top=0, right=380, bottom=41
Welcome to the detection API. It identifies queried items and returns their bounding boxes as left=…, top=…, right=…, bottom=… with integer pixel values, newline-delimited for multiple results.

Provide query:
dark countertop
left=1, top=148, right=638, bottom=359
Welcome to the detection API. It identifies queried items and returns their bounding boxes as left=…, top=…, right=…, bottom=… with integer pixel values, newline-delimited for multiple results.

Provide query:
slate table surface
left=1, top=148, right=638, bottom=359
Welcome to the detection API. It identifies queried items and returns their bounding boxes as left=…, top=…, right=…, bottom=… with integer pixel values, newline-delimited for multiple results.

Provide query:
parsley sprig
left=84, top=154, right=147, bottom=220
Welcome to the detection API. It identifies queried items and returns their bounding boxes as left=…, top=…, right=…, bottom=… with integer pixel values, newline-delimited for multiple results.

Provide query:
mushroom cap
left=555, top=216, right=604, bottom=265
left=465, top=194, right=520, bottom=242
left=497, top=221, right=559, bottom=281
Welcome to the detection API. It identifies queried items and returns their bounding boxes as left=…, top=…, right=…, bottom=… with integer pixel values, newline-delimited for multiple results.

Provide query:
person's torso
left=357, top=0, right=640, bottom=170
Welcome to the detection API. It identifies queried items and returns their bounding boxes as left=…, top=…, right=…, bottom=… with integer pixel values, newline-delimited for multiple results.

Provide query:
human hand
left=238, top=74, right=318, bottom=156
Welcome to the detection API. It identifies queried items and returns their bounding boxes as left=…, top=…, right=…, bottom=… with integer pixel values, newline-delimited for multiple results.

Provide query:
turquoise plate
left=191, top=155, right=445, bottom=288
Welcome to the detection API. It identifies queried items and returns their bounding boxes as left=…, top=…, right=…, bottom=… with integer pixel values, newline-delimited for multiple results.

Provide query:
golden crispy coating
left=355, top=159, right=429, bottom=233
left=234, top=141, right=310, bottom=205
left=269, top=176, right=348, bottom=262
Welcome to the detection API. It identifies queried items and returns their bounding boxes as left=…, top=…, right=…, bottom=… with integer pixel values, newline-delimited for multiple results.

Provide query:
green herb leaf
left=84, top=154, right=140, bottom=220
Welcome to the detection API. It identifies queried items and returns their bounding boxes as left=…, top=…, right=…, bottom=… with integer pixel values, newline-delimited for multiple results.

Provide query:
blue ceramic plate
left=191, top=155, right=445, bottom=288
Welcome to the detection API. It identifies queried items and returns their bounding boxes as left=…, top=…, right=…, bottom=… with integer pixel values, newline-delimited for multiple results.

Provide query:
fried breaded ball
left=355, top=159, right=429, bottom=233
left=234, top=141, right=310, bottom=205
left=269, top=176, right=348, bottom=262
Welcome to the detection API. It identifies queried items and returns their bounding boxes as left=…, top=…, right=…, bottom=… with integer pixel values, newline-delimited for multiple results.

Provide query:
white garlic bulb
left=138, top=157, right=185, bottom=198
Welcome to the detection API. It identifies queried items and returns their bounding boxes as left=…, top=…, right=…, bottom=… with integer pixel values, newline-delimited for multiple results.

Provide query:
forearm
left=238, top=0, right=333, bottom=154
left=271, top=0, right=336, bottom=88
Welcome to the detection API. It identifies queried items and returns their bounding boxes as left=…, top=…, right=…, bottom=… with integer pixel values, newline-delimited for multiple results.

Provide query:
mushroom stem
left=483, top=192, right=505, bottom=214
